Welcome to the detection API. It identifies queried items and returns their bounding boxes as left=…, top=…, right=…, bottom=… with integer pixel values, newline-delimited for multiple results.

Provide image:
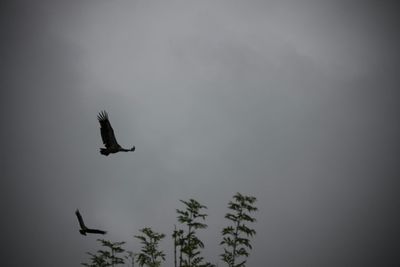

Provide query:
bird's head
left=131, top=146, right=136, bottom=152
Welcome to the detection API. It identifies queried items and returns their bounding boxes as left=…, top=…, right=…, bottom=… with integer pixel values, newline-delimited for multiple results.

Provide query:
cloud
left=2, top=1, right=399, bottom=266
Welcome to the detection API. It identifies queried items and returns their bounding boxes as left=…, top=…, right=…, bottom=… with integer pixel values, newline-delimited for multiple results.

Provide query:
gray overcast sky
left=1, top=0, right=399, bottom=266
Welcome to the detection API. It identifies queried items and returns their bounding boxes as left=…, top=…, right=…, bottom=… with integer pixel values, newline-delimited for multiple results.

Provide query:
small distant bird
left=75, top=209, right=107, bottom=235
left=97, top=111, right=135, bottom=156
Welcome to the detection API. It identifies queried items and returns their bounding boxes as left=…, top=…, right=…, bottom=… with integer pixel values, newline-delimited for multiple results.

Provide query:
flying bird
left=97, top=110, right=135, bottom=156
left=75, top=209, right=107, bottom=235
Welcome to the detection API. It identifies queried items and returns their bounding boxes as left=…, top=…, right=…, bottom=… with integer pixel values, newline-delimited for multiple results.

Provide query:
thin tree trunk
left=179, top=243, right=183, bottom=267
left=112, top=249, right=114, bottom=267
left=187, top=213, right=193, bottom=267
left=174, top=225, right=177, bottom=267
left=231, top=209, right=242, bottom=267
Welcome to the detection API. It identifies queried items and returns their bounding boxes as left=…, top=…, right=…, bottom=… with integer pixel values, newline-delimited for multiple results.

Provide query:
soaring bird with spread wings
left=75, top=209, right=107, bottom=235
left=97, top=111, right=135, bottom=156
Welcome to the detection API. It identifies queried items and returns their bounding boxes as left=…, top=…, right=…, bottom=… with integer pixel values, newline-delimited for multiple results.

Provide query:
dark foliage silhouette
left=80, top=193, right=258, bottom=266
left=97, top=111, right=135, bottom=156
left=76, top=209, right=107, bottom=236
left=220, top=193, right=257, bottom=267
left=174, top=199, right=215, bottom=267
left=134, top=227, right=166, bottom=267
left=82, top=239, right=126, bottom=267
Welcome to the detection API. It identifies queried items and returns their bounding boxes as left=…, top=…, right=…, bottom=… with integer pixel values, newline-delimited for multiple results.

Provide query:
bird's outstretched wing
left=97, top=111, right=120, bottom=149
left=75, top=209, right=107, bottom=235
left=75, top=209, right=86, bottom=229
left=86, top=228, right=107, bottom=235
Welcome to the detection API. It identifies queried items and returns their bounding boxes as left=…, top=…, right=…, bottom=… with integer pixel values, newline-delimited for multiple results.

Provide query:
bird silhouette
left=97, top=110, right=135, bottom=156
left=75, top=209, right=107, bottom=235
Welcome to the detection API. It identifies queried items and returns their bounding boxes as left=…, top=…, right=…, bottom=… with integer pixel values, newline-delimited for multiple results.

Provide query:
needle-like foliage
left=134, top=227, right=166, bottom=267
left=220, top=193, right=257, bottom=267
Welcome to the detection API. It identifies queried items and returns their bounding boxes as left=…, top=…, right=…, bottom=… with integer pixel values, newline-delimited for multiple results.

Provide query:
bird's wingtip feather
left=97, top=110, right=109, bottom=121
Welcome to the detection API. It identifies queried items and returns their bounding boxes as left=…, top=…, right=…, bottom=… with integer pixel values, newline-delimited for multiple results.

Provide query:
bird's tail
left=100, top=148, right=110, bottom=156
